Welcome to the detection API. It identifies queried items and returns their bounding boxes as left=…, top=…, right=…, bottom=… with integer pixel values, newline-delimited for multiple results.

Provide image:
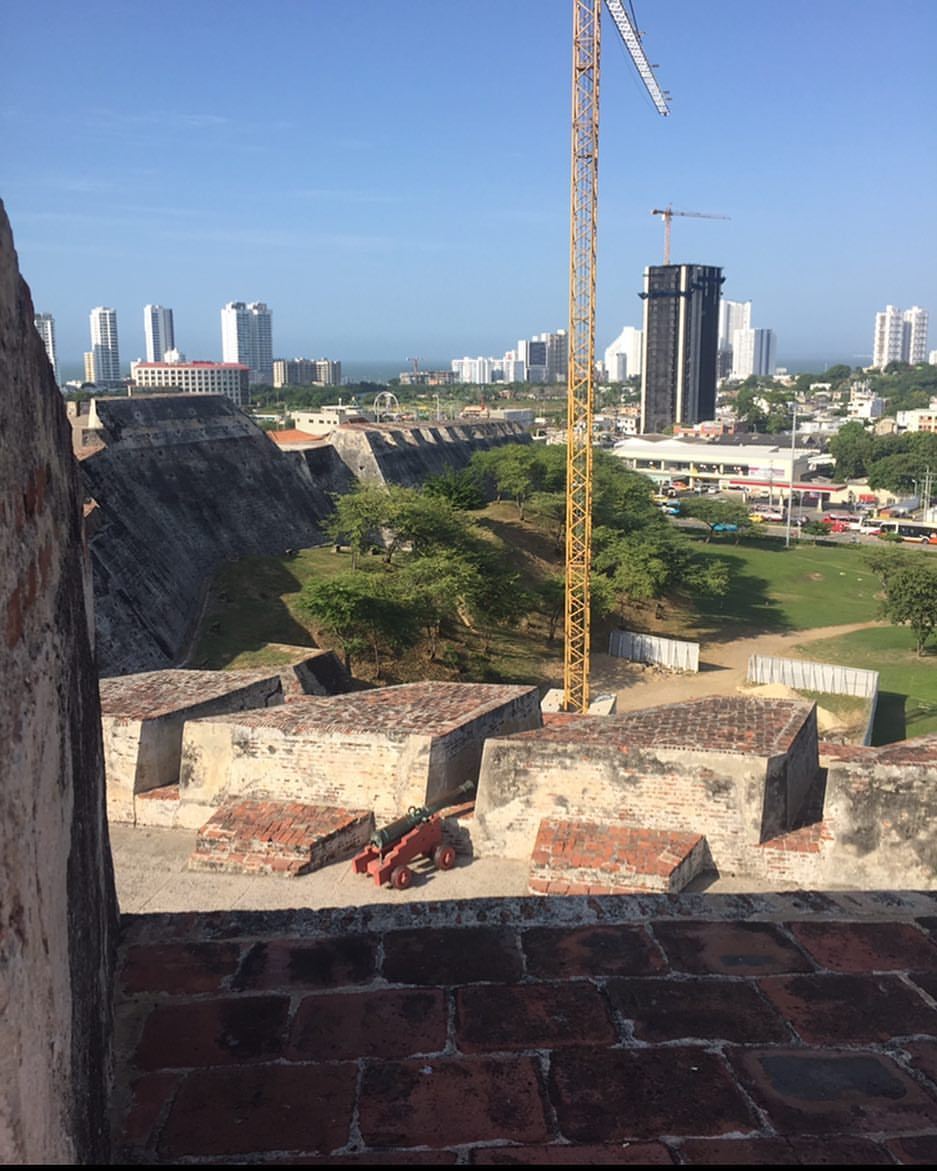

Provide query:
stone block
left=456, top=982, right=616, bottom=1051
left=100, top=668, right=283, bottom=824
left=179, top=681, right=540, bottom=822
left=528, top=818, right=709, bottom=895
left=232, top=936, right=378, bottom=991
left=650, top=920, right=814, bottom=976
left=186, top=799, right=373, bottom=877
left=287, top=989, right=447, bottom=1061
left=522, top=925, right=666, bottom=979
left=382, top=927, right=524, bottom=986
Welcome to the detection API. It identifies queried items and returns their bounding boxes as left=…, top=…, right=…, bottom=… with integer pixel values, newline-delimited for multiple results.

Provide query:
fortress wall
left=82, top=411, right=528, bottom=677
left=329, top=421, right=530, bottom=487
left=0, top=203, right=117, bottom=1163
left=81, top=396, right=335, bottom=675
left=474, top=739, right=772, bottom=872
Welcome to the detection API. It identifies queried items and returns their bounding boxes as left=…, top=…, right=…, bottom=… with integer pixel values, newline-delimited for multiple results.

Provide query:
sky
left=3, top=0, right=936, bottom=374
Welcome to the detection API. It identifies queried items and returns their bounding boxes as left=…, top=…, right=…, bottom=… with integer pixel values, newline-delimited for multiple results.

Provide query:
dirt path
left=589, top=620, right=886, bottom=712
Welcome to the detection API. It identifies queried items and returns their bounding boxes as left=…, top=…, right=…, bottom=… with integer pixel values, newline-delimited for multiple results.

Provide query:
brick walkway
left=113, top=892, right=937, bottom=1163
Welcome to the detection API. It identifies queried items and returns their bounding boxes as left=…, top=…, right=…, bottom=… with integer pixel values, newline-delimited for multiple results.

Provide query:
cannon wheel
left=433, top=845, right=457, bottom=871
left=391, top=865, right=413, bottom=890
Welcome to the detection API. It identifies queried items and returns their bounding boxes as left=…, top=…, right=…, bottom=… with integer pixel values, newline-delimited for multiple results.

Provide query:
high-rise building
left=904, top=306, right=929, bottom=365
left=718, top=299, right=751, bottom=350
left=144, top=305, right=175, bottom=362
left=89, top=306, right=121, bottom=386
left=730, top=328, right=777, bottom=380
left=221, top=301, right=273, bottom=384
left=871, top=304, right=930, bottom=369
left=604, top=326, right=643, bottom=380
left=34, top=313, right=58, bottom=380
left=872, top=305, right=906, bottom=369
left=639, top=264, right=723, bottom=433
left=272, top=358, right=342, bottom=388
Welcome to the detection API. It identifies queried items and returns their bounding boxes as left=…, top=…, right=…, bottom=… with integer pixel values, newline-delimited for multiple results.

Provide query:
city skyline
left=4, top=1, right=936, bottom=367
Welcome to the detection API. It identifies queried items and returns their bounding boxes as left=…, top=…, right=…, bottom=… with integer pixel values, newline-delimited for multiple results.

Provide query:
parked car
left=712, top=522, right=739, bottom=533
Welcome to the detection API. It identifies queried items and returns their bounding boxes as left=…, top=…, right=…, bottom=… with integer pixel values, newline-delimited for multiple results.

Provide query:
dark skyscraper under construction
left=639, top=264, right=724, bottom=433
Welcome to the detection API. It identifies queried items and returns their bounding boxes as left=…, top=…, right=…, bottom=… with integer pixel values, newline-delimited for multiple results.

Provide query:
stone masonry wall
left=328, top=421, right=529, bottom=487
left=178, top=720, right=429, bottom=827
left=82, top=396, right=336, bottom=676
left=474, top=735, right=821, bottom=876
left=0, top=202, right=118, bottom=1162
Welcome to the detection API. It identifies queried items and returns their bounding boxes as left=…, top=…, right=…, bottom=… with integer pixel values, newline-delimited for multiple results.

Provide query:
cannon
left=352, top=781, right=475, bottom=890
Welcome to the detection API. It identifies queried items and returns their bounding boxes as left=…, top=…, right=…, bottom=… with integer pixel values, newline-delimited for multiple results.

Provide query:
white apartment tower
left=144, top=305, right=175, bottom=362
left=904, top=306, right=929, bottom=365
left=718, top=299, right=752, bottom=350
left=34, top=313, right=58, bottom=380
left=89, top=306, right=121, bottom=386
left=873, top=304, right=929, bottom=368
left=731, top=328, right=777, bottom=380
left=604, top=326, right=643, bottom=380
left=221, top=301, right=273, bottom=384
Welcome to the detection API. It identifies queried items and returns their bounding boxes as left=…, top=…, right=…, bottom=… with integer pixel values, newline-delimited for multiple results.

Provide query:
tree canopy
left=866, top=548, right=937, bottom=655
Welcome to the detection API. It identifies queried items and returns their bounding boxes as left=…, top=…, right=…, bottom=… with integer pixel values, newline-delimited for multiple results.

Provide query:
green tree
left=326, top=485, right=394, bottom=567
left=868, top=553, right=937, bottom=656
left=527, top=491, right=566, bottom=551
left=397, top=552, right=483, bottom=660
left=680, top=498, right=752, bottom=542
left=534, top=574, right=565, bottom=643
left=299, top=570, right=419, bottom=676
left=828, top=420, right=875, bottom=480
left=423, top=466, right=485, bottom=510
left=472, top=445, right=539, bottom=517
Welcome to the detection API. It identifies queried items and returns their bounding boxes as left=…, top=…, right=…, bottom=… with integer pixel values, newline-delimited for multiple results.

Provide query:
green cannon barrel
left=370, top=780, right=475, bottom=851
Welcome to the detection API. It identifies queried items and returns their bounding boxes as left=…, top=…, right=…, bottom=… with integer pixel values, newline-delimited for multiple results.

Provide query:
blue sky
left=3, top=0, right=935, bottom=372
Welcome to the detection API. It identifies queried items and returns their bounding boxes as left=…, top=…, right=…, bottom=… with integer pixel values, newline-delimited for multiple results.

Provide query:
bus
left=876, top=519, right=937, bottom=545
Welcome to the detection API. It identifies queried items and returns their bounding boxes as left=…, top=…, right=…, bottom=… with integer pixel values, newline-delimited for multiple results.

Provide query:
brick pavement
left=528, top=819, right=707, bottom=895
left=531, top=696, right=812, bottom=756
left=186, top=799, right=373, bottom=877
left=114, top=891, right=937, bottom=1162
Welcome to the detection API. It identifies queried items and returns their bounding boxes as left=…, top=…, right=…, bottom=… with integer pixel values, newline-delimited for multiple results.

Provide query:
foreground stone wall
left=0, top=203, right=118, bottom=1162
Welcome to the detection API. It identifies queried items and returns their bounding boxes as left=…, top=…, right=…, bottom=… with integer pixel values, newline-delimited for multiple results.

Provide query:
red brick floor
left=113, top=891, right=937, bottom=1163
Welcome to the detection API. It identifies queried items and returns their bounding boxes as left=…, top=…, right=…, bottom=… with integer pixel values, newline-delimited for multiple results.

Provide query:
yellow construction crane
left=650, top=205, right=730, bottom=266
left=564, top=0, right=669, bottom=712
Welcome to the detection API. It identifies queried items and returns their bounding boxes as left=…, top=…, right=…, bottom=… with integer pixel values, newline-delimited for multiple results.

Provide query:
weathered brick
left=382, top=927, right=523, bottom=986
left=288, top=989, right=447, bottom=1061
left=758, top=973, right=937, bottom=1044
left=158, top=1063, right=357, bottom=1158
left=903, top=1041, right=937, bottom=1085
left=730, top=1048, right=937, bottom=1135
left=457, top=983, right=616, bottom=1052
left=678, top=1136, right=893, bottom=1164
left=359, top=1057, right=550, bottom=1148
left=119, top=1071, right=180, bottom=1148
left=136, top=996, right=289, bottom=1069
left=650, top=921, right=813, bottom=976
left=885, top=1135, right=937, bottom=1164
left=470, top=1142, right=673, bottom=1164
left=787, top=920, right=937, bottom=973
left=120, top=942, right=241, bottom=996
left=607, top=977, right=790, bottom=1044
left=549, top=1048, right=756, bottom=1142
left=522, top=925, right=665, bottom=979
left=233, top=936, right=377, bottom=990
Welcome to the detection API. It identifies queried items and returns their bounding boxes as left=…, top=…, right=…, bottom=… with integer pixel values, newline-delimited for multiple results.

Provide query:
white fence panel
left=746, top=654, right=880, bottom=746
left=746, top=655, right=878, bottom=698
left=608, top=629, right=700, bottom=673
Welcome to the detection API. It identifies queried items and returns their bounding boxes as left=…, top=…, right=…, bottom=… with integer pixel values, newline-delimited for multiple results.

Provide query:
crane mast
left=564, top=0, right=669, bottom=712
left=650, top=205, right=730, bottom=266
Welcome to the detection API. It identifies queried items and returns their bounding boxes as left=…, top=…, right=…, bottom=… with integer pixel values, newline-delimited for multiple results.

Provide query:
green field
left=688, top=539, right=880, bottom=634
left=189, top=523, right=932, bottom=744
left=797, top=626, right=937, bottom=744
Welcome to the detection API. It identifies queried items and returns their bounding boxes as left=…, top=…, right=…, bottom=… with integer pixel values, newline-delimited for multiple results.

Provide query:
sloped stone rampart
left=81, top=395, right=335, bottom=676
left=0, top=202, right=117, bottom=1162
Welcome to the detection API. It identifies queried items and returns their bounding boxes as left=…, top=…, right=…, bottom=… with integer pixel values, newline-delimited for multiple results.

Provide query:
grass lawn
left=688, top=538, right=880, bottom=634
left=796, top=626, right=937, bottom=744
